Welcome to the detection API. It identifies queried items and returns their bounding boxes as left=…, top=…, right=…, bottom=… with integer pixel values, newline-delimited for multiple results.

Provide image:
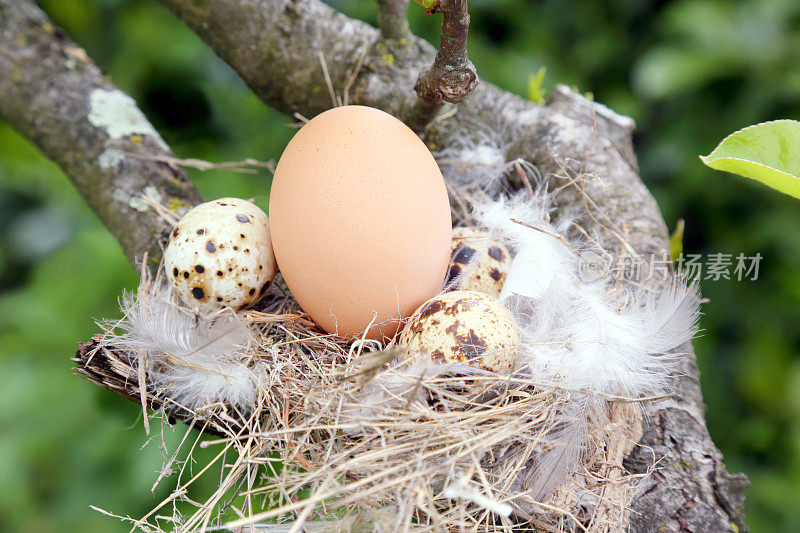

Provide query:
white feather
left=349, top=183, right=699, bottom=500
left=103, top=281, right=262, bottom=411
left=470, top=186, right=701, bottom=498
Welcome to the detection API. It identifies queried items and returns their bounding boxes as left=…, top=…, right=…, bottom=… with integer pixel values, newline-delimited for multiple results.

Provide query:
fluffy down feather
left=471, top=186, right=700, bottom=499
left=103, top=279, right=263, bottom=411
left=473, top=190, right=699, bottom=397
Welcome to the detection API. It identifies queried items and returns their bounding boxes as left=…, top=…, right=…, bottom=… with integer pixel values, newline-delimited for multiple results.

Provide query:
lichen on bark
left=0, top=0, right=202, bottom=271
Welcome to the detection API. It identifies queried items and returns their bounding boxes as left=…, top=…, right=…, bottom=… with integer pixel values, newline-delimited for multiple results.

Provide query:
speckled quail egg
left=446, top=228, right=510, bottom=297
left=164, top=197, right=277, bottom=313
left=400, top=290, right=520, bottom=374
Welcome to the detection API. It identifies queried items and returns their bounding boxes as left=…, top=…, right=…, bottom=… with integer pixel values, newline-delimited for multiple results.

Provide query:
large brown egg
left=269, top=106, right=452, bottom=340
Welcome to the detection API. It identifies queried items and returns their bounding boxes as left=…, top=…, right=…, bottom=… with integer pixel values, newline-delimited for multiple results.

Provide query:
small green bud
left=412, top=0, right=439, bottom=10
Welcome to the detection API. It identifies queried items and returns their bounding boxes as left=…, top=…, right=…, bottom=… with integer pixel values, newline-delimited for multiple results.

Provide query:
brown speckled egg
left=163, top=197, right=277, bottom=312
left=400, top=290, right=520, bottom=374
left=269, top=105, right=452, bottom=341
left=446, top=228, right=510, bottom=297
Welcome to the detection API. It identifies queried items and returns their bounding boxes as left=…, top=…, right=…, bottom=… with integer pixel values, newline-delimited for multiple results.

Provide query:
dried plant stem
left=317, top=52, right=342, bottom=108
left=120, top=152, right=274, bottom=175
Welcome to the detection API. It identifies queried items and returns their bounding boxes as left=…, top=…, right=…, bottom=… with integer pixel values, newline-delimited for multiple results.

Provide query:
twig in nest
left=317, top=51, right=342, bottom=108
left=510, top=217, right=579, bottom=254
left=292, top=112, right=310, bottom=126
left=515, top=161, right=536, bottom=197
left=243, top=310, right=317, bottom=328
left=137, top=253, right=152, bottom=435
left=343, top=42, right=370, bottom=106
left=409, top=0, right=478, bottom=129
left=121, top=152, right=274, bottom=175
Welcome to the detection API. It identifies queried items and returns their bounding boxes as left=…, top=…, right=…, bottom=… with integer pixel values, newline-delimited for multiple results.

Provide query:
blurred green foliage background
left=0, top=0, right=798, bottom=531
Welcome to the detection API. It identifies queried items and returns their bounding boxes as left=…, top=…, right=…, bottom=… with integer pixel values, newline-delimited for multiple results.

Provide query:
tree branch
left=21, top=0, right=744, bottom=528
left=410, top=0, right=477, bottom=128
left=376, top=0, right=410, bottom=41
left=0, top=0, right=202, bottom=271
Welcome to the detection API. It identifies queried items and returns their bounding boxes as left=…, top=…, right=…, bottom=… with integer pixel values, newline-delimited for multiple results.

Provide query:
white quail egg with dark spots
left=164, top=197, right=277, bottom=313
left=446, top=228, right=510, bottom=297
left=400, top=290, right=520, bottom=374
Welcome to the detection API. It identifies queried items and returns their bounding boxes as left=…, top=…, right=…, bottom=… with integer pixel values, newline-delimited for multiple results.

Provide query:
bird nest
left=75, top=160, right=693, bottom=532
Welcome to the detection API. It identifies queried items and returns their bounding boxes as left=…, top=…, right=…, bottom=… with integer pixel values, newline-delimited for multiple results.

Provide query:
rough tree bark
left=0, top=0, right=202, bottom=271
left=0, top=0, right=746, bottom=530
left=410, top=0, right=478, bottom=129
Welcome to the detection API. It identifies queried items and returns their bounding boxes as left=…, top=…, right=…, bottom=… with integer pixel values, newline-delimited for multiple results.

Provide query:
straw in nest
left=77, top=153, right=698, bottom=532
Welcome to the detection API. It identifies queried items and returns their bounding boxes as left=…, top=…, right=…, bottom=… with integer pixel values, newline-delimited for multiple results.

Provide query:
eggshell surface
left=269, top=105, right=452, bottom=340
left=164, top=198, right=277, bottom=313
left=446, top=228, right=510, bottom=296
left=400, top=290, right=520, bottom=374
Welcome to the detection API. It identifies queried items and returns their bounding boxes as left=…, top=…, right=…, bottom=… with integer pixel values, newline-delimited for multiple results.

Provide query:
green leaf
left=700, top=120, right=800, bottom=199
left=669, top=218, right=684, bottom=262
left=527, top=66, right=547, bottom=104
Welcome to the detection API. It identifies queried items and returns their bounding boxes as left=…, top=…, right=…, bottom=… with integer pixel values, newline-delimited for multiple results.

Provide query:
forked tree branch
left=0, top=0, right=202, bottom=271
left=416, top=0, right=477, bottom=103
left=411, top=0, right=477, bottom=127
